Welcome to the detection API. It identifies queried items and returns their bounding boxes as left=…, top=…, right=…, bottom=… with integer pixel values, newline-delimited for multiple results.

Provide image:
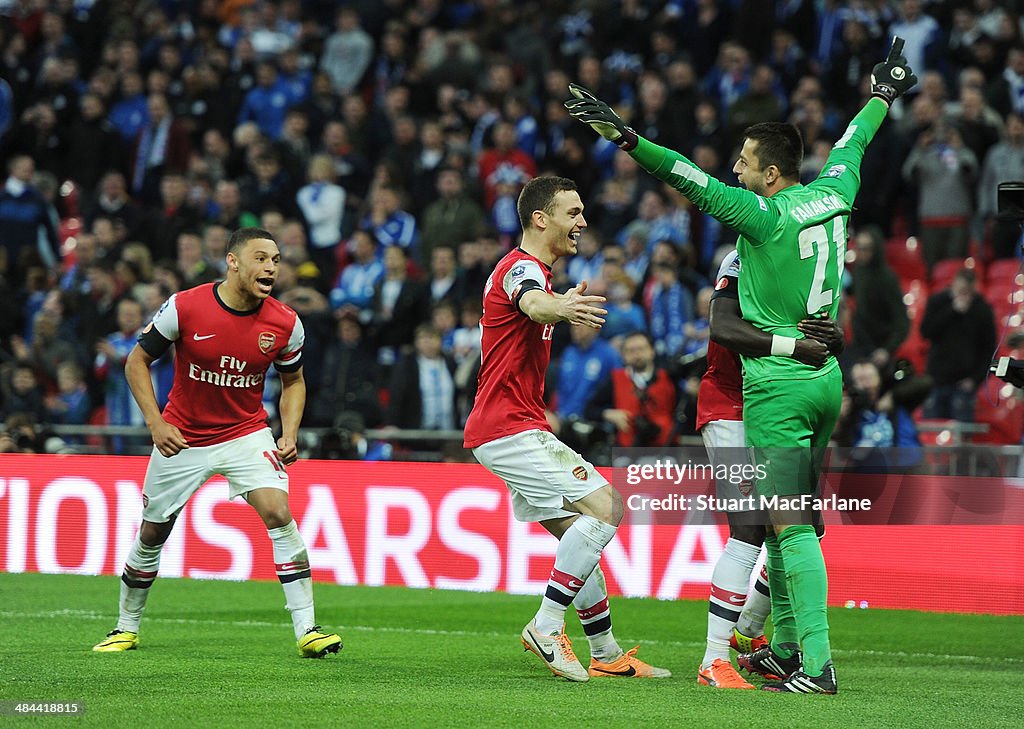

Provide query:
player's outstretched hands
left=276, top=436, right=298, bottom=466
left=150, top=419, right=189, bottom=457
left=563, top=84, right=638, bottom=150
left=871, top=36, right=918, bottom=105
left=560, top=281, right=607, bottom=329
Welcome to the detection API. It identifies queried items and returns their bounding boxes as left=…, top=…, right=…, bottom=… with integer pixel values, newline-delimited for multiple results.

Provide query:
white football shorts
left=700, top=419, right=759, bottom=510
left=142, top=428, right=287, bottom=523
left=473, top=429, right=608, bottom=523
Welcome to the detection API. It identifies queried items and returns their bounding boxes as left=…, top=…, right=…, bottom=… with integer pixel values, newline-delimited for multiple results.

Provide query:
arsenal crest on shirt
left=258, top=332, right=276, bottom=354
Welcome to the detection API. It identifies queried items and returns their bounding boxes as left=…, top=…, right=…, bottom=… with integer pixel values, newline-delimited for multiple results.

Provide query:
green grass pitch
left=0, top=573, right=1019, bottom=728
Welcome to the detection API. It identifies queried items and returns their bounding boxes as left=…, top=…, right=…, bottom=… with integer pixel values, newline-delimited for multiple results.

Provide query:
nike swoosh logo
left=567, top=579, right=585, bottom=590
left=193, top=333, right=216, bottom=341
left=591, top=665, right=637, bottom=677
left=728, top=595, right=746, bottom=604
left=527, top=632, right=555, bottom=663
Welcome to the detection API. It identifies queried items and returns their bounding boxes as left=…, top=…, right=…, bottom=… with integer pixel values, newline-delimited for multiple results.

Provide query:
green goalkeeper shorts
left=743, top=370, right=842, bottom=498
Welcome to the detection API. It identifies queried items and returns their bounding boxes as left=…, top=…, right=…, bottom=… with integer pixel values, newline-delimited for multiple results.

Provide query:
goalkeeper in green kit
left=566, top=39, right=917, bottom=694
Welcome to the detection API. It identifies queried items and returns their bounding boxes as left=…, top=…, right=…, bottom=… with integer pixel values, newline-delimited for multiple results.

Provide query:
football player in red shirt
left=93, top=228, right=341, bottom=659
left=465, top=177, right=669, bottom=681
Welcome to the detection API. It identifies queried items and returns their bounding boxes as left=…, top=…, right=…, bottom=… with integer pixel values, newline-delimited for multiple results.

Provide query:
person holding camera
left=835, top=359, right=925, bottom=471
left=585, top=330, right=676, bottom=447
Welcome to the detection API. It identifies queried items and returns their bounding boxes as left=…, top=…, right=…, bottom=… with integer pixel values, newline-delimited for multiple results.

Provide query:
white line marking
left=3, top=609, right=1019, bottom=665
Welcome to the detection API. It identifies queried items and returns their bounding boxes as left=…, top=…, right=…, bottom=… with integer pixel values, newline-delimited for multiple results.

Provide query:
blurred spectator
left=681, top=286, right=713, bottom=357
left=889, top=0, right=942, bottom=77
left=44, top=360, right=89, bottom=427
left=139, top=172, right=203, bottom=261
left=361, top=185, right=419, bottom=260
left=108, top=71, right=148, bottom=143
left=846, top=227, right=910, bottom=370
left=565, top=232, right=604, bottom=287
left=920, top=269, right=996, bottom=422
left=587, top=330, right=677, bottom=447
left=985, top=44, right=1024, bottom=118
left=239, top=150, right=298, bottom=218
left=297, top=154, right=346, bottom=282
left=645, top=261, right=694, bottom=359
left=65, top=93, right=123, bottom=196
left=977, top=112, right=1024, bottom=259
left=85, top=171, right=142, bottom=234
left=844, top=359, right=922, bottom=447
left=129, top=93, right=191, bottom=205
left=387, top=324, right=456, bottom=430
left=602, top=273, right=646, bottom=342
left=0, top=360, right=46, bottom=423
left=419, top=167, right=486, bottom=265
left=237, top=61, right=290, bottom=140
left=426, top=245, right=459, bottom=306
left=431, top=300, right=458, bottom=355
left=310, top=312, right=381, bottom=428
left=0, top=154, right=59, bottom=277
left=94, top=294, right=147, bottom=450
left=554, top=324, right=622, bottom=421
left=592, top=149, right=653, bottom=240
left=901, top=121, right=978, bottom=272
left=209, top=179, right=259, bottom=230
left=370, top=244, right=429, bottom=367
left=330, top=229, right=383, bottom=314
left=952, top=86, right=1002, bottom=168
left=316, top=410, right=392, bottom=461
left=320, top=7, right=374, bottom=96
left=175, top=231, right=216, bottom=288
left=478, top=120, right=537, bottom=211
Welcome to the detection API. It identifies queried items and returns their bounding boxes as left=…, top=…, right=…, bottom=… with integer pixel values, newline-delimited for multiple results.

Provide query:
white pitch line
left=3, top=609, right=1019, bottom=665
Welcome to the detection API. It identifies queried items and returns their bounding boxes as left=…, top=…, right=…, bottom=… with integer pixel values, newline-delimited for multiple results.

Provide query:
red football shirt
left=146, top=283, right=304, bottom=447
left=463, top=248, right=554, bottom=449
left=696, top=251, right=744, bottom=431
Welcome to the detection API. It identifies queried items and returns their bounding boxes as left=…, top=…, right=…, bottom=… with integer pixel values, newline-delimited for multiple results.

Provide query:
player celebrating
left=464, top=176, right=669, bottom=682
left=567, top=40, right=917, bottom=694
left=697, top=250, right=840, bottom=689
left=93, top=227, right=342, bottom=658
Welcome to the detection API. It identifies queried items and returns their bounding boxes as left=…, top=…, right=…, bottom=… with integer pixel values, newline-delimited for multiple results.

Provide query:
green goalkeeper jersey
left=629, top=98, right=888, bottom=386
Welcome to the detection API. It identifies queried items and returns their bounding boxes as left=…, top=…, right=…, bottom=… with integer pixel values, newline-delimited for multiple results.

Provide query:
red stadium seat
left=973, top=384, right=1024, bottom=445
left=894, top=278, right=929, bottom=373
left=986, top=259, right=1023, bottom=287
left=885, top=238, right=926, bottom=281
left=930, top=258, right=972, bottom=291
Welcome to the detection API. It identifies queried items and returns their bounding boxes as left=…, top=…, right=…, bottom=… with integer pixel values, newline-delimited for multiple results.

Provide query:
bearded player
left=93, top=227, right=342, bottom=658
left=464, top=176, right=670, bottom=682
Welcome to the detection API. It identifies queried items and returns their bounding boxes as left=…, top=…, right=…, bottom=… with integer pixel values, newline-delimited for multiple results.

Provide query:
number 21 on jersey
left=798, top=215, right=846, bottom=315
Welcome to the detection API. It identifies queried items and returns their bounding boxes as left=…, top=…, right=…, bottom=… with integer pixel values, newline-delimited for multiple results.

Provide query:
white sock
left=269, top=520, right=316, bottom=640
left=118, top=537, right=163, bottom=633
left=574, top=565, right=621, bottom=662
left=736, top=565, right=772, bottom=638
left=535, top=515, right=617, bottom=636
left=702, top=537, right=760, bottom=668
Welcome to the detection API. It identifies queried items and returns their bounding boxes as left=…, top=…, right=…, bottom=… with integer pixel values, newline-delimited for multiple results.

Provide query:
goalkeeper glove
left=871, top=36, right=918, bottom=105
left=563, top=84, right=638, bottom=151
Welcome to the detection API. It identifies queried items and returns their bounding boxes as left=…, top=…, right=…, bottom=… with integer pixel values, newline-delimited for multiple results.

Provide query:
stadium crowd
left=1, top=0, right=1023, bottom=459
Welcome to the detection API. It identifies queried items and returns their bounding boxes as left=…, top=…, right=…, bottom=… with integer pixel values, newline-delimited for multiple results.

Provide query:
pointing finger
left=888, top=37, right=905, bottom=62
